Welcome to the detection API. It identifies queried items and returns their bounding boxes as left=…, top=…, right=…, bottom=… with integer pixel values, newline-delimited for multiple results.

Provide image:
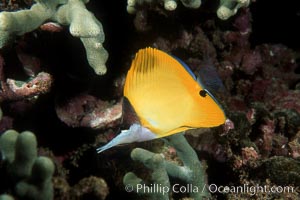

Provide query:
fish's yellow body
left=124, top=47, right=226, bottom=137
left=97, top=47, right=226, bottom=153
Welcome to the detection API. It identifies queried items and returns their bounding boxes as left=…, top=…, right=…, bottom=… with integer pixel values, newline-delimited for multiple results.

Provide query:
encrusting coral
left=55, top=94, right=123, bottom=129
left=123, top=133, right=210, bottom=200
left=0, top=130, right=54, bottom=200
left=0, top=53, right=53, bottom=102
left=0, top=0, right=108, bottom=75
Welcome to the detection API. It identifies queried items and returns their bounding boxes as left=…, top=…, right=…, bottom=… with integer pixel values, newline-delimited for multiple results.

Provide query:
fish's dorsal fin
left=171, top=55, right=197, bottom=80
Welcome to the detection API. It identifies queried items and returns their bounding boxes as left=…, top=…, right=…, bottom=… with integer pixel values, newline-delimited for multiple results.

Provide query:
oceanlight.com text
left=207, top=183, right=295, bottom=196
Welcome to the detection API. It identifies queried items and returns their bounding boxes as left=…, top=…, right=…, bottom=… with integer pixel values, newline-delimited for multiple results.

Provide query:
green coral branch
left=0, top=130, right=37, bottom=179
left=0, top=2, right=57, bottom=37
left=165, top=134, right=208, bottom=191
left=54, top=0, right=100, bottom=37
left=127, top=0, right=201, bottom=13
left=0, top=130, right=55, bottom=200
left=0, top=0, right=108, bottom=75
left=124, top=149, right=170, bottom=200
left=123, top=133, right=210, bottom=200
left=0, top=194, right=14, bottom=200
left=127, top=0, right=249, bottom=19
left=217, top=0, right=250, bottom=20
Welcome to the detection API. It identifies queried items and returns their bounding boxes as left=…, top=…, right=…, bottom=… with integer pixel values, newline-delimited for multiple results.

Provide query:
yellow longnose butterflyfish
left=97, top=47, right=226, bottom=153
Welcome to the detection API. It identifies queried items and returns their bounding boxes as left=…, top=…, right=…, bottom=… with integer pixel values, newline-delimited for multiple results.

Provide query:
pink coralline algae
left=246, top=108, right=256, bottom=124
left=289, top=131, right=300, bottom=159
left=6, top=72, right=52, bottom=98
left=55, top=94, right=122, bottom=129
left=240, top=49, right=262, bottom=75
left=40, top=22, right=64, bottom=33
left=223, top=119, right=235, bottom=134
left=271, top=90, right=300, bottom=113
left=233, top=8, right=252, bottom=35
left=233, top=147, right=260, bottom=169
left=256, top=118, right=275, bottom=157
left=0, top=54, right=53, bottom=102
left=241, top=147, right=259, bottom=165
left=224, top=43, right=300, bottom=113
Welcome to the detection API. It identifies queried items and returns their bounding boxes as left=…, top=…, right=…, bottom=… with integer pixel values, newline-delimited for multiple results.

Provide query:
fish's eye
left=199, top=90, right=207, bottom=97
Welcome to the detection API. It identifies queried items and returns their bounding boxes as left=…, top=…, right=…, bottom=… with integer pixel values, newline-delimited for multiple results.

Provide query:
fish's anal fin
left=97, top=124, right=157, bottom=153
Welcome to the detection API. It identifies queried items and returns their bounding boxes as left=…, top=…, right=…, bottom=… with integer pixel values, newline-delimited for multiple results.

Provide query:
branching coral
left=127, top=0, right=201, bottom=13
left=0, top=130, right=55, bottom=200
left=217, top=0, right=250, bottom=20
left=124, top=149, right=171, bottom=200
left=127, top=0, right=201, bottom=14
left=127, top=0, right=249, bottom=20
left=123, top=133, right=210, bottom=200
left=0, top=194, right=14, bottom=200
left=0, top=0, right=108, bottom=75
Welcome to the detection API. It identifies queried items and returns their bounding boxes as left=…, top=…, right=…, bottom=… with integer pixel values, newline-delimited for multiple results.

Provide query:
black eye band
left=199, top=90, right=207, bottom=97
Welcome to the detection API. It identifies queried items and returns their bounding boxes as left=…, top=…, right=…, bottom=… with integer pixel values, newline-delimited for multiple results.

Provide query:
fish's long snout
left=97, top=124, right=157, bottom=153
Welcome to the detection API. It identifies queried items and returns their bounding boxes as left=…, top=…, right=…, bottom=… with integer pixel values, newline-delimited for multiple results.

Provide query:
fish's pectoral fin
left=96, top=124, right=158, bottom=153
